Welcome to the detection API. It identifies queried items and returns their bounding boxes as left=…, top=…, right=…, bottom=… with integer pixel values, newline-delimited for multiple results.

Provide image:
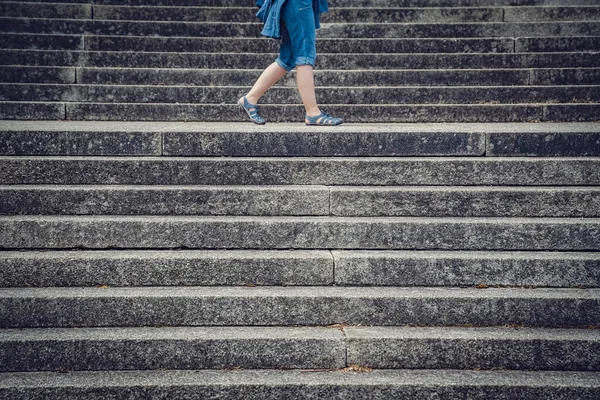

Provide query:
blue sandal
left=305, top=111, right=343, bottom=126
left=238, top=96, right=265, bottom=125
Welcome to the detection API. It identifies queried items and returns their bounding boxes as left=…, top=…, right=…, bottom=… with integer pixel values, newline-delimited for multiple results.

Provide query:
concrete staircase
left=1, top=0, right=600, bottom=398
left=1, top=0, right=600, bottom=121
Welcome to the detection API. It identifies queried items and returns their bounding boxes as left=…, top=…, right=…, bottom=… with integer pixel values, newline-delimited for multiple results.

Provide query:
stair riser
left=65, top=103, right=600, bottom=123
left=0, top=129, right=485, bottom=156
left=85, top=37, right=518, bottom=54
left=3, top=84, right=599, bottom=105
left=4, top=51, right=600, bottom=70
left=1, top=369, right=599, bottom=400
left=0, top=187, right=330, bottom=216
left=74, top=68, right=533, bottom=87
left=0, top=3, right=91, bottom=19
left=0, top=251, right=334, bottom=287
left=334, top=252, right=600, bottom=287
left=1, top=217, right=599, bottom=250
left=346, top=329, right=600, bottom=370
left=3, top=158, right=598, bottom=186
left=1, top=250, right=598, bottom=288
left=2, top=18, right=600, bottom=39
left=0, top=336, right=345, bottom=371
left=1, top=291, right=597, bottom=327
left=2, top=188, right=599, bottom=218
left=331, top=188, right=600, bottom=217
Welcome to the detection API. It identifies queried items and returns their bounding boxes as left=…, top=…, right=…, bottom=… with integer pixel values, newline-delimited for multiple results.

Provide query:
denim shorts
left=275, top=0, right=317, bottom=71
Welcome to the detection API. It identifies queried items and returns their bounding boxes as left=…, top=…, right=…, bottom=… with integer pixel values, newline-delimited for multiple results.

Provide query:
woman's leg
left=242, top=62, right=287, bottom=105
left=296, top=65, right=320, bottom=117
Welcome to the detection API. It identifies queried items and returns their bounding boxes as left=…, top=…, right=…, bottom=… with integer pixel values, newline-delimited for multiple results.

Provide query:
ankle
left=243, top=95, right=259, bottom=105
left=305, top=107, right=321, bottom=117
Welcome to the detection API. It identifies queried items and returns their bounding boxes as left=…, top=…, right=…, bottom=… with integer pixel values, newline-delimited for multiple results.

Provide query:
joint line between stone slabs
left=329, top=250, right=336, bottom=286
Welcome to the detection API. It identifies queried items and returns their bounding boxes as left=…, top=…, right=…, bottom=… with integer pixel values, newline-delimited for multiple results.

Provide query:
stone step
left=76, top=67, right=536, bottom=87
left=0, top=249, right=597, bottom=288
left=1, top=369, right=599, bottom=400
left=0, top=326, right=346, bottom=371
left=2, top=18, right=599, bottom=39
left=330, top=186, right=600, bottom=217
left=333, top=250, right=600, bottom=287
left=1, top=216, right=599, bottom=250
left=2, top=156, right=598, bottom=185
left=0, top=185, right=330, bottom=216
left=5, top=83, right=599, bottom=105
left=345, top=326, right=600, bottom=370
left=3, top=121, right=599, bottom=157
left=505, top=6, right=600, bottom=22
left=2, top=50, right=598, bottom=70
left=0, top=2, right=91, bottom=19
left=0, top=33, right=84, bottom=50
left=42, top=102, right=600, bottom=122
left=83, top=36, right=518, bottom=54
left=5, top=0, right=594, bottom=7
left=0, top=326, right=597, bottom=372
left=4, top=34, right=599, bottom=54
left=1, top=286, right=598, bottom=328
left=0, top=250, right=334, bottom=287
left=1, top=186, right=599, bottom=218
left=93, top=6, right=509, bottom=24
left=0, top=66, right=77, bottom=84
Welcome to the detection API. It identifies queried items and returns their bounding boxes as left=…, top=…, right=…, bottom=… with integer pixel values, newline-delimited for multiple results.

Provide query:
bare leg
left=242, top=62, right=287, bottom=105
left=296, top=65, right=321, bottom=119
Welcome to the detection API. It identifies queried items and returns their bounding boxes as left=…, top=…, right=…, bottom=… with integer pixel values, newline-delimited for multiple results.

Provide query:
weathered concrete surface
left=0, top=102, right=64, bottom=120
left=163, top=124, right=485, bottom=156
left=1, top=369, right=599, bottom=400
left=2, top=157, right=599, bottom=185
left=488, top=131, right=600, bottom=156
left=0, top=216, right=599, bottom=250
left=330, top=187, right=600, bottom=217
left=0, top=250, right=333, bottom=287
left=85, top=36, right=515, bottom=54
left=0, top=33, right=84, bottom=50
left=333, top=250, right=600, bottom=287
left=0, top=185, right=329, bottom=215
left=0, top=327, right=345, bottom=371
left=346, top=326, right=600, bottom=370
left=3, top=49, right=600, bottom=70
left=0, top=286, right=598, bottom=328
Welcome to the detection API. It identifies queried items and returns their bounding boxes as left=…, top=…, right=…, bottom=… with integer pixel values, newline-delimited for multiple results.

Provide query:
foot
left=305, top=111, right=343, bottom=126
left=238, top=96, right=266, bottom=125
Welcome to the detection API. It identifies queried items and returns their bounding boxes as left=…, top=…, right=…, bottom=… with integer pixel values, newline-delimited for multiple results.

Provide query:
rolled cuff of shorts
left=275, top=57, right=294, bottom=71
left=295, top=56, right=315, bottom=67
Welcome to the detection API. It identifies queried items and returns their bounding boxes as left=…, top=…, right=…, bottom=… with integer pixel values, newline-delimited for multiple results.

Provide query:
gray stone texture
left=0, top=2, right=91, bottom=19
left=0, top=250, right=334, bottom=287
left=0, top=327, right=345, bottom=371
left=163, top=127, right=485, bottom=156
left=545, top=104, right=600, bottom=122
left=0, top=286, right=598, bottom=328
left=345, top=326, right=600, bottom=370
left=0, top=216, right=599, bottom=251
left=0, top=185, right=329, bottom=215
left=1, top=369, right=599, bottom=400
left=2, top=157, right=598, bottom=185
left=3, top=49, right=600, bottom=70
left=488, top=131, right=600, bottom=156
left=0, top=102, right=64, bottom=120
left=333, top=250, right=600, bottom=287
left=504, top=6, right=600, bottom=22
left=0, top=33, right=84, bottom=50
left=85, top=36, right=516, bottom=54
left=65, top=103, right=546, bottom=123
left=516, top=36, right=600, bottom=52
left=330, top=187, right=600, bottom=217
left=6, top=84, right=598, bottom=105
left=76, top=67, right=530, bottom=87
left=0, top=66, right=76, bottom=84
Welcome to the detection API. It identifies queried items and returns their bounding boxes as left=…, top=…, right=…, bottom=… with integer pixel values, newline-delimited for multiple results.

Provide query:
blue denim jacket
left=256, top=0, right=329, bottom=39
